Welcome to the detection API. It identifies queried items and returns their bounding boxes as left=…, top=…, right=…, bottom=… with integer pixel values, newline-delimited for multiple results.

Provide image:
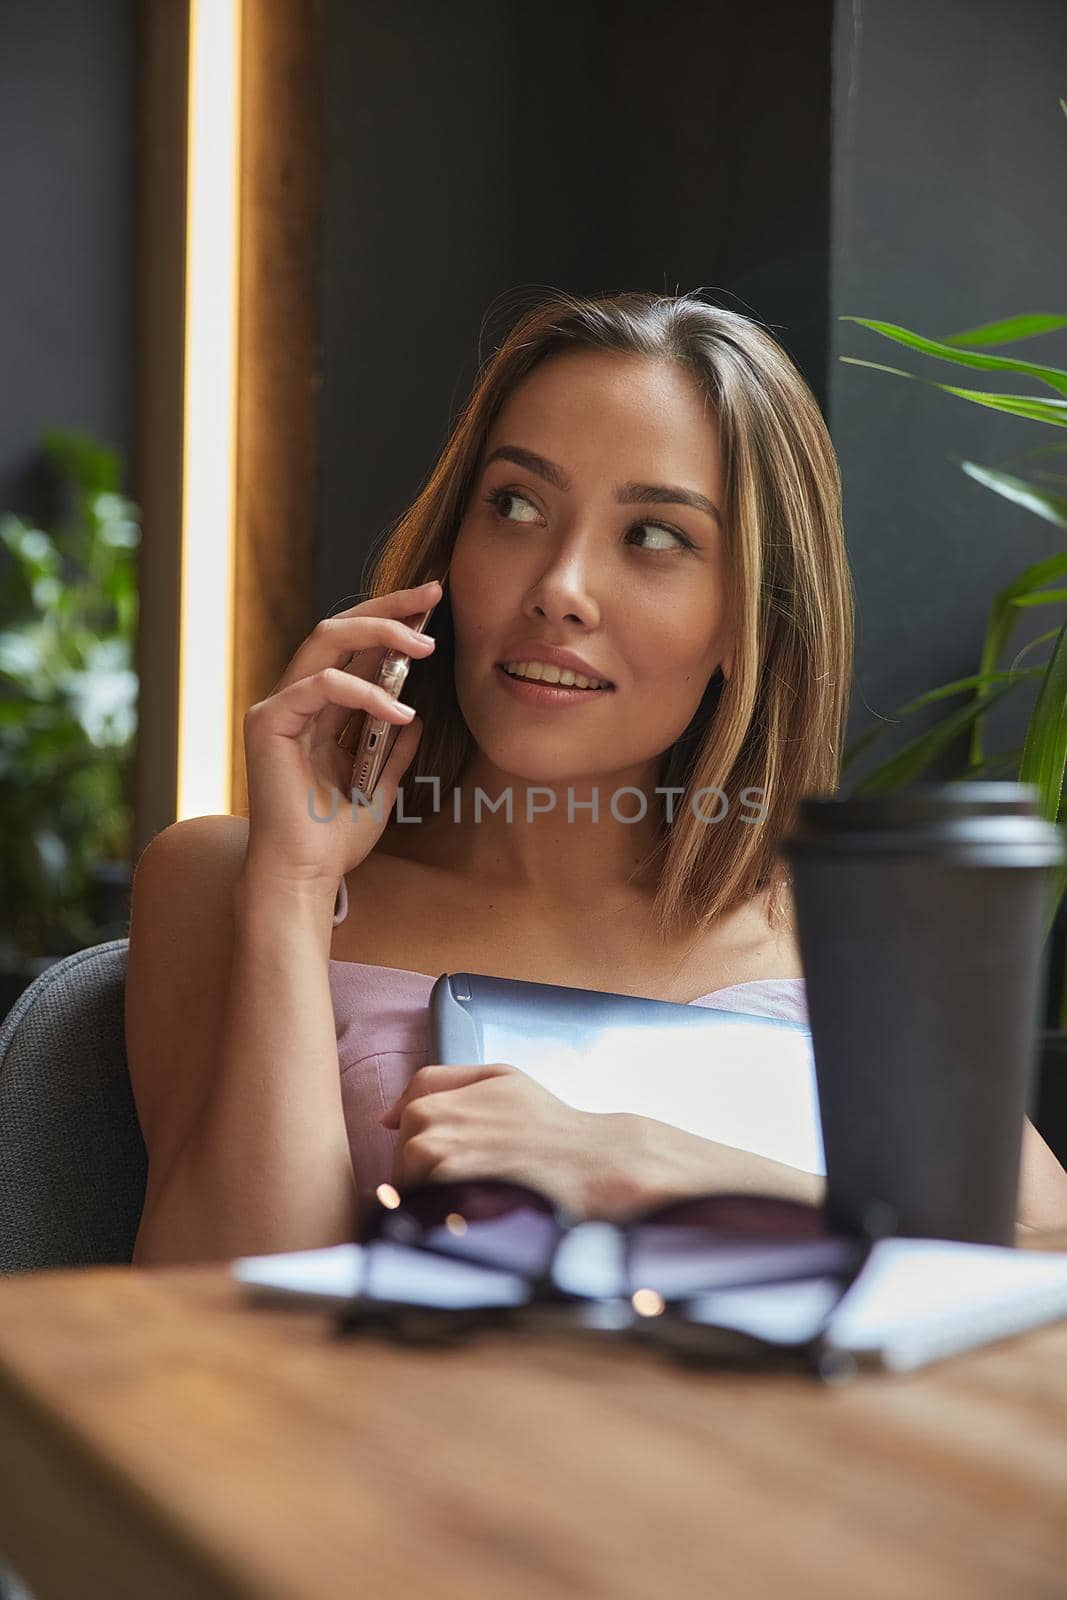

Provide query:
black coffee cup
left=781, top=783, right=1065, bottom=1246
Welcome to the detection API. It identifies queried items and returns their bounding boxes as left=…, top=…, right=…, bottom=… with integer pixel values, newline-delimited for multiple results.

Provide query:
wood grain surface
left=1, top=1240, right=1067, bottom=1600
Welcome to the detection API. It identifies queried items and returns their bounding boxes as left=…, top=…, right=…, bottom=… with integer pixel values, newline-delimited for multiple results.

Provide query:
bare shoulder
left=125, top=814, right=251, bottom=1163
left=134, top=812, right=250, bottom=881
left=128, top=814, right=251, bottom=984
left=705, top=879, right=804, bottom=983
left=1018, top=1117, right=1067, bottom=1231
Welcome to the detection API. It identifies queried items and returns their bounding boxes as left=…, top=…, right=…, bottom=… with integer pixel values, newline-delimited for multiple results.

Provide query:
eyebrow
left=481, top=444, right=722, bottom=527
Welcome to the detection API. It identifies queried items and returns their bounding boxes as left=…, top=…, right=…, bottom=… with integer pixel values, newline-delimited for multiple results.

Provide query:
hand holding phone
left=336, top=572, right=446, bottom=800
left=241, top=578, right=444, bottom=895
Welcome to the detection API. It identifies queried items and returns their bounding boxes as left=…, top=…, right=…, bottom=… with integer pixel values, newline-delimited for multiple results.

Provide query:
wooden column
left=132, top=0, right=321, bottom=850
left=230, top=0, right=322, bottom=820
left=132, top=0, right=189, bottom=856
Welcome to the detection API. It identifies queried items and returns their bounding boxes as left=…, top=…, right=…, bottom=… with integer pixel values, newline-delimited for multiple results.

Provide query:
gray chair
left=0, top=939, right=146, bottom=1273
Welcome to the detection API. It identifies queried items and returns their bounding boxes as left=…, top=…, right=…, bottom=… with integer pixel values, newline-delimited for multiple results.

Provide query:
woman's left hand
left=380, top=1062, right=826, bottom=1218
left=382, top=1070, right=1067, bottom=1232
left=381, top=1063, right=610, bottom=1215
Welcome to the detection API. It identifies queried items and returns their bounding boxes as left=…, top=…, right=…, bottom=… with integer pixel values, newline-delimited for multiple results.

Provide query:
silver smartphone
left=336, top=574, right=446, bottom=800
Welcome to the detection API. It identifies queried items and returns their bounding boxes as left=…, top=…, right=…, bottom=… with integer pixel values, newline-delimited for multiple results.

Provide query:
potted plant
left=0, top=429, right=140, bottom=1022
left=838, top=298, right=1067, bottom=1161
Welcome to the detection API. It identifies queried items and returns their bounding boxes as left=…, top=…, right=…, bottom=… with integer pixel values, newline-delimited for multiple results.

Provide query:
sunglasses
left=336, top=1179, right=875, bottom=1381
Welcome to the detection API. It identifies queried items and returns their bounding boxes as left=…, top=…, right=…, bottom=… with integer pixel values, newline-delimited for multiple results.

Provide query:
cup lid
left=781, top=782, right=1066, bottom=865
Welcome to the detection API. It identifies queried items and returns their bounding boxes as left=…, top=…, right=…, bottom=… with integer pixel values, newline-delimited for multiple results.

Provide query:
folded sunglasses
left=336, top=1178, right=875, bottom=1381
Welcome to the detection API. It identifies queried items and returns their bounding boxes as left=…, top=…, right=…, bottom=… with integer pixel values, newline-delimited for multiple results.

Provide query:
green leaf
left=998, top=443, right=1067, bottom=474
left=940, top=315, right=1067, bottom=348
left=43, top=429, right=121, bottom=496
left=840, top=666, right=1042, bottom=777
left=1008, top=589, right=1067, bottom=608
left=839, top=358, right=1067, bottom=426
left=1018, top=622, right=1067, bottom=946
left=841, top=317, right=1067, bottom=397
left=847, top=681, right=1020, bottom=794
left=961, top=744, right=1025, bottom=778
left=959, top=461, right=1067, bottom=526
left=998, top=553, right=1067, bottom=606
left=970, top=552, right=1067, bottom=766
left=1020, top=620, right=1067, bottom=821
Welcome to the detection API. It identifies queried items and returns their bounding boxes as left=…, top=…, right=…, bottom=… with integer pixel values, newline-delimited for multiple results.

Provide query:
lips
left=494, top=645, right=615, bottom=686
left=494, top=665, right=614, bottom=707
left=500, top=665, right=612, bottom=691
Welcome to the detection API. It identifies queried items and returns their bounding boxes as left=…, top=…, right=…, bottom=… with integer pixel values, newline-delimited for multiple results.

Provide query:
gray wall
left=316, top=0, right=833, bottom=618
left=10, top=0, right=1060, bottom=798
left=831, top=0, right=1067, bottom=781
left=0, top=0, right=135, bottom=526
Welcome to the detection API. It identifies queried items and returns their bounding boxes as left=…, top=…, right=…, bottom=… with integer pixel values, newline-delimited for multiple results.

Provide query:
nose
left=523, top=550, right=602, bottom=630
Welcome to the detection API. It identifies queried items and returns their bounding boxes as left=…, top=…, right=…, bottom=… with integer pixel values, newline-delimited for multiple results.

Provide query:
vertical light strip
left=177, top=0, right=241, bottom=819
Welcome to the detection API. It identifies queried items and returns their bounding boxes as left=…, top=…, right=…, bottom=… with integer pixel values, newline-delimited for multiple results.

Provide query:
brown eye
left=484, top=488, right=541, bottom=524
left=628, top=522, right=693, bottom=552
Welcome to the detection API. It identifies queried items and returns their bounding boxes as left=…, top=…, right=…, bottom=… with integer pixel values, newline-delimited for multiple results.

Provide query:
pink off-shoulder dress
left=328, top=877, right=810, bottom=1202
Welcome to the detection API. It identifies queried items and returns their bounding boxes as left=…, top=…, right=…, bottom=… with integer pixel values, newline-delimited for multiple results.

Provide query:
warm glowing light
left=177, top=0, right=242, bottom=818
left=376, top=1184, right=402, bottom=1210
left=444, top=1213, right=468, bottom=1236
left=631, top=1287, right=666, bottom=1318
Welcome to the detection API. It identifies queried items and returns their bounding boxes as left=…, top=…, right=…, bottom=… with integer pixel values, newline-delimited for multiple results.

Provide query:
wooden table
left=2, top=1236, right=1067, bottom=1600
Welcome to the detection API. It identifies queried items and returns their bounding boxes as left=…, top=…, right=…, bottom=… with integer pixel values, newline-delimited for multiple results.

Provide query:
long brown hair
left=364, top=290, right=854, bottom=940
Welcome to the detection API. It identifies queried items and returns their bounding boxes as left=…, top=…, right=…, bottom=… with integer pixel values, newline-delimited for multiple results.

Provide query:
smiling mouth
left=496, top=663, right=615, bottom=691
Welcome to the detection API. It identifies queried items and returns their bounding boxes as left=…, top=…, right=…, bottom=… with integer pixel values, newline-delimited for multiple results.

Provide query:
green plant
left=839, top=304, right=1067, bottom=903
left=0, top=429, right=140, bottom=965
left=837, top=100, right=1067, bottom=1023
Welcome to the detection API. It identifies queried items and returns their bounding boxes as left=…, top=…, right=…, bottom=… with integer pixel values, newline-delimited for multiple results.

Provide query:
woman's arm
left=599, top=1113, right=1067, bottom=1236
left=384, top=1063, right=825, bottom=1218
left=581, top=1114, right=825, bottom=1218
left=1016, top=1118, right=1067, bottom=1235
left=384, top=1064, right=1067, bottom=1233
left=129, top=823, right=357, bottom=1265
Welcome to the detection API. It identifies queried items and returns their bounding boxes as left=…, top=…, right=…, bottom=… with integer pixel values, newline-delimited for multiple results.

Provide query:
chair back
left=0, top=940, right=146, bottom=1272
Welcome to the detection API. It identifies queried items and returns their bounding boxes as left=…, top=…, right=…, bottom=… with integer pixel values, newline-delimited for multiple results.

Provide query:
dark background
left=830, top=0, right=1067, bottom=773
left=316, top=0, right=833, bottom=618
left=0, top=0, right=135, bottom=527
left=4, top=0, right=1067, bottom=781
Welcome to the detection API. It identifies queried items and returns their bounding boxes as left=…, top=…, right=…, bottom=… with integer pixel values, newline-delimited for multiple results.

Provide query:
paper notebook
left=232, top=1236, right=1067, bottom=1375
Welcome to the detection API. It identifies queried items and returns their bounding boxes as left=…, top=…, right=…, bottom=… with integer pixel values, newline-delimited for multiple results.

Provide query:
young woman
left=126, top=290, right=1067, bottom=1264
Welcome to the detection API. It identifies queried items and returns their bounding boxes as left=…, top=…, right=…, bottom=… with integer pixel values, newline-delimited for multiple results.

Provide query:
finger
left=393, top=1144, right=427, bottom=1191
left=380, top=1062, right=510, bottom=1128
left=381, top=1061, right=516, bottom=1129
left=333, top=578, right=444, bottom=623
left=246, top=666, right=419, bottom=743
left=322, top=641, right=431, bottom=749
left=326, top=580, right=443, bottom=663
left=275, top=611, right=438, bottom=696
left=381, top=1066, right=471, bottom=1129
left=392, top=1132, right=446, bottom=1191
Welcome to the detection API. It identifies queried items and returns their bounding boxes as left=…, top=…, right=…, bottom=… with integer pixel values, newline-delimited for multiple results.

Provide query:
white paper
left=823, top=1237, right=1067, bottom=1371
left=232, top=1237, right=1067, bottom=1372
left=233, top=1243, right=364, bottom=1305
left=233, top=1240, right=528, bottom=1310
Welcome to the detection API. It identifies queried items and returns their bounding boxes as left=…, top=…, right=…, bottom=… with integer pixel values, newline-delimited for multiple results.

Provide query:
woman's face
left=448, top=350, right=733, bottom=790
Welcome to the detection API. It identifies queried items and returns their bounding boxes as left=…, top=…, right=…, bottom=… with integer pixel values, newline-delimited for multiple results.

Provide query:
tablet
left=428, top=972, right=825, bottom=1177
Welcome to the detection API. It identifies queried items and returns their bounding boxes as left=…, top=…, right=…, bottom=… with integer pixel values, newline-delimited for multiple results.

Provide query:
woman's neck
left=390, top=761, right=669, bottom=905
